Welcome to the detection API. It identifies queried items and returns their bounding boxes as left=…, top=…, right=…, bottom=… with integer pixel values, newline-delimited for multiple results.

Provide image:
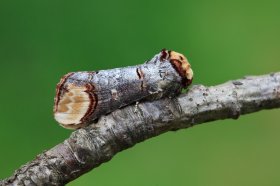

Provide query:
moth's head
left=54, top=73, right=96, bottom=129
left=161, top=49, right=193, bottom=87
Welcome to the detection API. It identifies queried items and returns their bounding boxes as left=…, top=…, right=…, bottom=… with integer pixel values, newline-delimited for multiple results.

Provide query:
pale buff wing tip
left=54, top=84, right=94, bottom=129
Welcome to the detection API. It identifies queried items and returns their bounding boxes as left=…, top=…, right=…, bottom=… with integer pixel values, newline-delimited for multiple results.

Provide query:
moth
left=54, top=49, right=193, bottom=129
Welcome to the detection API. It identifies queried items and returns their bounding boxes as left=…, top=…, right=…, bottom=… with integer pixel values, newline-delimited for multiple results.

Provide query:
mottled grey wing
left=54, top=49, right=193, bottom=129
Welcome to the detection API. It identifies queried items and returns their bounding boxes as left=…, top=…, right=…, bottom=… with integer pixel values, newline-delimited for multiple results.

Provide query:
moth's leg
left=134, top=101, right=139, bottom=113
left=92, top=118, right=99, bottom=124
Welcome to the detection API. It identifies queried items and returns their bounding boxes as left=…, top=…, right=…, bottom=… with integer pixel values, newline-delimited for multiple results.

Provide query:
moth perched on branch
left=54, top=49, right=194, bottom=129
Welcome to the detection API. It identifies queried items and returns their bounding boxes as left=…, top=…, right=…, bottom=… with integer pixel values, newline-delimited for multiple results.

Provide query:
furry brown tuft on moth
left=54, top=49, right=193, bottom=129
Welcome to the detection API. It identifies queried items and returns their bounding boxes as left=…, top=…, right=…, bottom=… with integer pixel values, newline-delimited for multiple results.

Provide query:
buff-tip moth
left=54, top=49, right=193, bottom=129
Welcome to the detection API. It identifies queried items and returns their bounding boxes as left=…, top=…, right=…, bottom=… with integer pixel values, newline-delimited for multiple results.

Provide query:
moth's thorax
left=54, top=49, right=194, bottom=129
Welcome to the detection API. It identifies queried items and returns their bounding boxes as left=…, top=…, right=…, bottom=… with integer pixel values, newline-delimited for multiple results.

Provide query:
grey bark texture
left=1, top=72, right=280, bottom=186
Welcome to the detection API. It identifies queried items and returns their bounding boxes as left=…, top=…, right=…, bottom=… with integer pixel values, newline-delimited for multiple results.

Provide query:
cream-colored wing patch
left=54, top=84, right=92, bottom=129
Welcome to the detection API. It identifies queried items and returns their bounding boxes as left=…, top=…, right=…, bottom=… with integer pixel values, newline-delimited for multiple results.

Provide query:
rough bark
left=1, top=72, right=280, bottom=186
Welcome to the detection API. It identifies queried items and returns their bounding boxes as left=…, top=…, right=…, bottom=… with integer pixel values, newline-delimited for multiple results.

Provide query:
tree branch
left=1, top=72, right=280, bottom=186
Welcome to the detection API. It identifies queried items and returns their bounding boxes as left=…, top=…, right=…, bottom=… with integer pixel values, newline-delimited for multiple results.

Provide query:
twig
left=1, top=72, right=280, bottom=186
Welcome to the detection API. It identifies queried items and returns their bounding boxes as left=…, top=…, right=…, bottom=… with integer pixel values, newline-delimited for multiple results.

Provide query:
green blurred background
left=0, top=0, right=280, bottom=185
